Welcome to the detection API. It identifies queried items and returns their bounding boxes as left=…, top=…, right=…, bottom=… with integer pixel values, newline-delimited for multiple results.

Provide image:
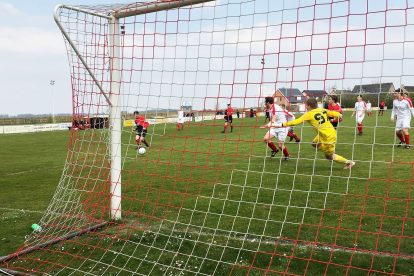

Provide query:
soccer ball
left=138, top=147, right=146, bottom=155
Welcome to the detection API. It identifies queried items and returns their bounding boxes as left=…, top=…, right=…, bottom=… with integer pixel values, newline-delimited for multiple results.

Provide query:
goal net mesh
left=3, top=0, right=414, bottom=275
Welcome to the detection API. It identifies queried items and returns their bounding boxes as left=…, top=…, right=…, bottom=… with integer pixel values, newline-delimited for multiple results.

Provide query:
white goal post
left=54, top=0, right=215, bottom=221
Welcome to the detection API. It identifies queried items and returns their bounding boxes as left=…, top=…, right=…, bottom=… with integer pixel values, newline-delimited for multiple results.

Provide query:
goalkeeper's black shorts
left=224, top=115, right=233, bottom=123
left=136, top=125, right=147, bottom=137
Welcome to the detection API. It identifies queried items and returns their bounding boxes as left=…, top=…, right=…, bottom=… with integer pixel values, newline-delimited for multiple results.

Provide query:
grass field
left=1, top=110, right=413, bottom=275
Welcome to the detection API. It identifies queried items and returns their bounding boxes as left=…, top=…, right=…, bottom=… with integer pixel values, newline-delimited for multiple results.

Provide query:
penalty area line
left=3, top=165, right=63, bottom=177
left=0, top=207, right=43, bottom=214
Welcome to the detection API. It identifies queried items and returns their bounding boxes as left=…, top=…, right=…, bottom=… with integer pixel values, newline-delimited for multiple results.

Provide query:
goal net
left=2, top=0, right=413, bottom=275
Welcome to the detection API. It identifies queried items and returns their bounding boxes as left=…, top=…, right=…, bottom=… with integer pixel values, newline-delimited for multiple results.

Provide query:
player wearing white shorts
left=391, top=92, right=414, bottom=149
left=177, top=106, right=185, bottom=131
left=261, top=97, right=290, bottom=160
left=281, top=104, right=301, bottom=142
left=351, top=95, right=366, bottom=136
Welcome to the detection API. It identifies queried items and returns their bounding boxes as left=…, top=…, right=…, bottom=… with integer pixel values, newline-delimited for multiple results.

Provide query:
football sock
left=267, top=141, right=278, bottom=152
left=142, top=140, right=150, bottom=147
left=397, top=132, right=405, bottom=143
left=357, top=123, right=363, bottom=133
left=293, top=133, right=300, bottom=141
left=176, top=124, right=180, bottom=131
left=333, top=154, right=348, bottom=164
left=136, top=138, right=141, bottom=146
left=405, top=134, right=410, bottom=145
left=280, top=146, right=289, bottom=157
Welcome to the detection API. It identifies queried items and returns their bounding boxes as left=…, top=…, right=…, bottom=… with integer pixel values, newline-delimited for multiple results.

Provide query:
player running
left=260, top=97, right=290, bottom=160
left=281, top=104, right=300, bottom=142
left=222, top=103, right=234, bottom=133
left=177, top=106, right=185, bottom=131
left=271, top=98, right=355, bottom=169
left=391, top=92, right=414, bottom=149
left=327, top=95, right=342, bottom=129
left=351, top=95, right=366, bottom=136
left=134, top=111, right=150, bottom=149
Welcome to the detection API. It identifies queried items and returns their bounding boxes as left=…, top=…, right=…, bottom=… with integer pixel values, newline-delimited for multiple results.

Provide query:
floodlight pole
left=109, top=16, right=122, bottom=221
left=50, top=80, right=56, bottom=124
left=285, top=68, right=289, bottom=86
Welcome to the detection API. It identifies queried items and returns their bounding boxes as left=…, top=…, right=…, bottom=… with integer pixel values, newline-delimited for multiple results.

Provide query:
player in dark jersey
left=222, top=104, right=234, bottom=133
left=134, top=111, right=150, bottom=149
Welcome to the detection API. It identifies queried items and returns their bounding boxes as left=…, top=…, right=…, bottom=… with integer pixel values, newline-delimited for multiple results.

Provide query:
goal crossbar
left=112, top=0, right=215, bottom=19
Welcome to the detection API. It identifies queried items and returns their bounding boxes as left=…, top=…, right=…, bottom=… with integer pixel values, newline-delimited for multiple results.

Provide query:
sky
left=0, top=0, right=135, bottom=116
left=1, top=0, right=414, bottom=116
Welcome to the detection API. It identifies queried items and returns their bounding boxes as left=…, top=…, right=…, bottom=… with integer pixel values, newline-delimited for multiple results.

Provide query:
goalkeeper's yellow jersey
left=283, top=108, right=341, bottom=141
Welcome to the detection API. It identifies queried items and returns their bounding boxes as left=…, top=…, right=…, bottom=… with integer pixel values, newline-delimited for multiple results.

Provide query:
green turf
left=0, top=131, right=68, bottom=256
left=0, top=110, right=413, bottom=275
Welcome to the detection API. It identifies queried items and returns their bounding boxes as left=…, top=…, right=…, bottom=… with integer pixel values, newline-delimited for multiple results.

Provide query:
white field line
left=3, top=165, right=63, bottom=177
left=0, top=207, right=43, bottom=214
left=132, top=220, right=414, bottom=261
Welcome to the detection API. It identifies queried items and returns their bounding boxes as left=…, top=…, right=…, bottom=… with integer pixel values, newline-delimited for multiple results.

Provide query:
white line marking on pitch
left=3, top=165, right=63, bottom=177
left=0, top=207, right=43, bottom=214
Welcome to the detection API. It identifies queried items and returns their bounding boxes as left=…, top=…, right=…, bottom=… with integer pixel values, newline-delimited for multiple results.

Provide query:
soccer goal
left=1, top=0, right=413, bottom=275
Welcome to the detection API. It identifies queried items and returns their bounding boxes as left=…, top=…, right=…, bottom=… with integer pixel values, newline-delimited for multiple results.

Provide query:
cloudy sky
left=1, top=0, right=413, bottom=116
left=0, top=0, right=135, bottom=116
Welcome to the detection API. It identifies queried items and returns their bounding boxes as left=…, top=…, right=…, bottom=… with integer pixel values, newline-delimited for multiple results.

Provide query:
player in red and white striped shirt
left=351, top=95, right=366, bottom=135
left=260, top=97, right=290, bottom=160
left=281, top=104, right=300, bottom=142
left=391, top=92, right=414, bottom=149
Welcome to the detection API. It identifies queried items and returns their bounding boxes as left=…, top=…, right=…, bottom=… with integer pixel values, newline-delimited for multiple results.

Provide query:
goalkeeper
left=271, top=98, right=355, bottom=169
